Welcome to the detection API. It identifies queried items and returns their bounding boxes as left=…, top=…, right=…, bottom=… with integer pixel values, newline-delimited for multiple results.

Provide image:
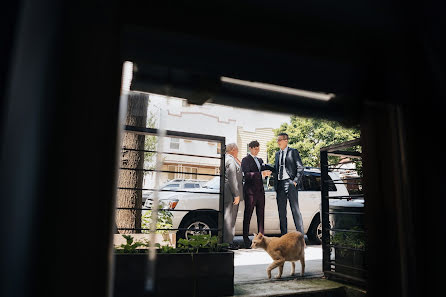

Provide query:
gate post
left=320, top=150, right=331, bottom=273
left=218, top=141, right=226, bottom=243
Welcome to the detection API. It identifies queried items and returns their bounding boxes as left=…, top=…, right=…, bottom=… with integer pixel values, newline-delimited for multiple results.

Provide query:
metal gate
left=116, top=125, right=226, bottom=242
left=320, top=138, right=366, bottom=287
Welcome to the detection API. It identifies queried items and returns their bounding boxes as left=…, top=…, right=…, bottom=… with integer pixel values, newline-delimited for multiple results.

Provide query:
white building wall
left=143, top=95, right=289, bottom=188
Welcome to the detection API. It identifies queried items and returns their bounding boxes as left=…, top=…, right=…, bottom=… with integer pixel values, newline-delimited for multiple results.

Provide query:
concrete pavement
left=233, top=278, right=360, bottom=297
left=232, top=236, right=323, bottom=284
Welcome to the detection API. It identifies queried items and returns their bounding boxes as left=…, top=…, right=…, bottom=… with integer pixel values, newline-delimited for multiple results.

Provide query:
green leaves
left=123, top=234, right=133, bottom=245
left=331, top=226, right=366, bottom=257
left=144, top=105, right=157, bottom=165
left=141, top=204, right=173, bottom=236
left=115, top=235, right=150, bottom=254
left=267, top=117, right=360, bottom=167
left=169, top=235, right=229, bottom=254
left=115, top=234, right=229, bottom=254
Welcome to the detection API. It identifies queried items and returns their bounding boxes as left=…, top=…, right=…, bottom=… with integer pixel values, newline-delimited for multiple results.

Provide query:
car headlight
left=161, top=198, right=179, bottom=210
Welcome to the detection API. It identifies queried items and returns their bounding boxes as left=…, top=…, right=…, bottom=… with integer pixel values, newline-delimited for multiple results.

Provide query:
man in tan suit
left=224, top=143, right=243, bottom=249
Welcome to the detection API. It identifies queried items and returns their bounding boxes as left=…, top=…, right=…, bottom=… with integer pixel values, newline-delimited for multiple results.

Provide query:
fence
left=115, top=125, right=226, bottom=242
left=320, top=138, right=366, bottom=287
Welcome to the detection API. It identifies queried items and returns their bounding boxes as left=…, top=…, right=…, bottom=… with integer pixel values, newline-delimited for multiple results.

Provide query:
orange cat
left=251, top=231, right=305, bottom=279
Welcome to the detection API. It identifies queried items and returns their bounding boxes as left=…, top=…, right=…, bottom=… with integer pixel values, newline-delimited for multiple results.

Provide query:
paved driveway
left=232, top=236, right=323, bottom=283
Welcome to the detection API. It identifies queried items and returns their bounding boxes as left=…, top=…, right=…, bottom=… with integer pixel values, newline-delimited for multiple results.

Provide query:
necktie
left=279, top=150, right=284, bottom=179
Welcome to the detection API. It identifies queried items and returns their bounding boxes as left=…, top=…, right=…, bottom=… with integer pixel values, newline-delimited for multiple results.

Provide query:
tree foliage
left=267, top=116, right=360, bottom=167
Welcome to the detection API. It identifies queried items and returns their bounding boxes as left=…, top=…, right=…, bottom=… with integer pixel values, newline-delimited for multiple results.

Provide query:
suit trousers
left=243, top=193, right=265, bottom=239
left=223, top=201, right=239, bottom=244
left=276, top=179, right=304, bottom=236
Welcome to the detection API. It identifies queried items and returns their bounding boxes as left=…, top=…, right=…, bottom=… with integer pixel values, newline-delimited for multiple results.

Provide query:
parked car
left=142, top=179, right=207, bottom=205
left=144, top=168, right=349, bottom=244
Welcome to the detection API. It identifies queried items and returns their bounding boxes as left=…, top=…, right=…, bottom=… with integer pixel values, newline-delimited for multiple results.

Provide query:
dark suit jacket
left=274, top=147, right=304, bottom=192
left=241, top=154, right=265, bottom=197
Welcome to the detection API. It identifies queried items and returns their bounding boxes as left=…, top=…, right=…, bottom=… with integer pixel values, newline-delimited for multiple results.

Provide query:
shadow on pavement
left=235, top=259, right=323, bottom=284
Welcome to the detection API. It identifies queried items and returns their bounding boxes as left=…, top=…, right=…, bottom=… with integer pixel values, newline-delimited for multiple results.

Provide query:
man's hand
left=233, top=196, right=240, bottom=205
left=293, top=181, right=297, bottom=187
left=262, top=170, right=272, bottom=178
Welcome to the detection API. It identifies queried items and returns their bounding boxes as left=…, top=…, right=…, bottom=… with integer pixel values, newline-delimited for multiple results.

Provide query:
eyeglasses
left=277, top=138, right=287, bottom=142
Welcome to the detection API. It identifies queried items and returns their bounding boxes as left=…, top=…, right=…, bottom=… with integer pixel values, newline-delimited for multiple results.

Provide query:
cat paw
left=267, top=273, right=272, bottom=279
left=275, top=274, right=282, bottom=279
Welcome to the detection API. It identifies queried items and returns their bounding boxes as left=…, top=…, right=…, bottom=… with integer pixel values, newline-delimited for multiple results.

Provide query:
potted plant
left=156, top=234, right=232, bottom=297
left=113, top=234, right=233, bottom=297
left=331, top=227, right=367, bottom=279
left=113, top=235, right=150, bottom=297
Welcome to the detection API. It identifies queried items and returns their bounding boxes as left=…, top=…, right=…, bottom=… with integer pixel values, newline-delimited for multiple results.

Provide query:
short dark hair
left=248, top=140, right=260, bottom=148
left=278, top=133, right=289, bottom=140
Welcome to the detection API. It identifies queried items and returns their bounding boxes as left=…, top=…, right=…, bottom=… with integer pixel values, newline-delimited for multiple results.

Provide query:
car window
left=327, top=175, right=337, bottom=192
left=162, top=184, right=180, bottom=189
left=184, top=183, right=195, bottom=189
left=302, top=174, right=320, bottom=191
left=194, top=184, right=201, bottom=188
left=302, top=173, right=337, bottom=191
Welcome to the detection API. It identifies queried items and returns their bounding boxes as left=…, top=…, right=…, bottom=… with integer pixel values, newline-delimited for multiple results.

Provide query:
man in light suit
left=223, top=143, right=243, bottom=249
left=274, top=133, right=305, bottom=236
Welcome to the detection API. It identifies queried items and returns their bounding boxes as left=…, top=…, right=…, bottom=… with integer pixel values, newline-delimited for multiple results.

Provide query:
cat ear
left=253, top=233, right=258, bottom=237
left=258, top=233, right=264, bottom=238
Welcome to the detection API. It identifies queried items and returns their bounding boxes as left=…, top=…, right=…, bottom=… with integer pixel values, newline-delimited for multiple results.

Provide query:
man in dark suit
left=274, top=133, right=305, bottom=236
left=241, top=140, right=271, bottom=248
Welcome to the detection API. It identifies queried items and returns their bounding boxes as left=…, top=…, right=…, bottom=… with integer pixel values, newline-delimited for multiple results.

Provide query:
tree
left=267, top=116, right=360, bottom=167
left=116, top=92, right=149, bottom=234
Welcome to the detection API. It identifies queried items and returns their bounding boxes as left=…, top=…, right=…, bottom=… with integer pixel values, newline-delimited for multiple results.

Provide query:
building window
left=170, top=165, right=198, bottom=179
left=175, top=164, right=183, bottom=179
left=170, top=138, right=180, bottom=150
left=167, top=165, right=176, bottom=180
left=184, top=167, right=198, bottom=179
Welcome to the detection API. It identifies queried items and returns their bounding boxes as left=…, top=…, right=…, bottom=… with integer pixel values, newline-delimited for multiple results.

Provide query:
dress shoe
left=227, top=243, right=239, bottom=250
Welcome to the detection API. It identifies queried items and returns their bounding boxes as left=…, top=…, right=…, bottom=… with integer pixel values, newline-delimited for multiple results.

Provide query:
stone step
left=233, top=278, right=365, bottom=297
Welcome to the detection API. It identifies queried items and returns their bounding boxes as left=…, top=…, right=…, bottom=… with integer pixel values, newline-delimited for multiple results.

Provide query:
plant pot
left=334, top=248, right=367, bottom=279
left=329, top=200, right=367, bottom=280
left=114, top=253, right=148, bottom=297
left=156, top=251, right=234, bottom=297
left=114, top=251, right=234, bottom=297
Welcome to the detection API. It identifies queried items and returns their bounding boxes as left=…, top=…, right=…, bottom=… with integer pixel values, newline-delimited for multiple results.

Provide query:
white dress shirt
left=279, top=146, right=291, bottom=180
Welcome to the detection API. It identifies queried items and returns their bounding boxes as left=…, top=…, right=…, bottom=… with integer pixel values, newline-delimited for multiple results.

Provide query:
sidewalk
left=233, top=236, right=323, bottom=284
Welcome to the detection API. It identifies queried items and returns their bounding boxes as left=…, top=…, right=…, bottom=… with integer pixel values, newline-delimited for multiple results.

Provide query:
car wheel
left=177, top=214, right=217, bottom=240
left=308, top=215, right=323, bottom=244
